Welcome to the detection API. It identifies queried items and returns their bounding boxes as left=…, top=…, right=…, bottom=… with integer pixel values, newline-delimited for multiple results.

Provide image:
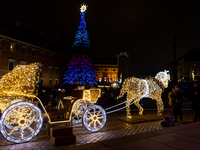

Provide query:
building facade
left=0, top=19, right=68, bottom=88
left=177, top=49, right=200, bottom=82
left=94, top=51, right=129, bottom=85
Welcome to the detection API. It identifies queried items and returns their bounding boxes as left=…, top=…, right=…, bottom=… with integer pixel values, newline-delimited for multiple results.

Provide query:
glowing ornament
left=117, top=70, right=170, bottom=118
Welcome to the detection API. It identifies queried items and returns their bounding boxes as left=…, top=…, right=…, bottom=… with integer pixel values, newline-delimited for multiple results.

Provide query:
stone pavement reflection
left=0, top=110, right=195, bottom=150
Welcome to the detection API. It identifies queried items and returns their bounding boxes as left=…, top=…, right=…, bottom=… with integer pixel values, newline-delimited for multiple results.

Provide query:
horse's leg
left=156, top=96, right=164, bottom=116
left=126, top=100, right=132, bottom=118
left=134, top=100, right=144, bottom=116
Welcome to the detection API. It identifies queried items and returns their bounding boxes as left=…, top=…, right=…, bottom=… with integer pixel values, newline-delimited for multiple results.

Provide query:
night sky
left=1, top=0, right=200, bottom=76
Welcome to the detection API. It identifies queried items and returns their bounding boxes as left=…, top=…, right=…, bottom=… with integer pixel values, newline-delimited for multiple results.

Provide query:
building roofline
left=0, top=34, right=61, bottom=55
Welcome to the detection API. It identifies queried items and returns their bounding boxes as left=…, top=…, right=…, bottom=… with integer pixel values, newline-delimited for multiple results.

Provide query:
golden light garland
left=83, top=89, right=101, bottom=103
left=0, top=63, right=40, bottom=112
left=117, top=71, right=170, bottom=118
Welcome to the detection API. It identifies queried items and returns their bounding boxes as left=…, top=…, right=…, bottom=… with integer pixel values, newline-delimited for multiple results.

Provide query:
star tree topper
left=80, top=4, right=87, bottom=13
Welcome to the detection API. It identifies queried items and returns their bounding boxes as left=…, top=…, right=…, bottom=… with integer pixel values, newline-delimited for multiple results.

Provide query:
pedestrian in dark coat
left=191, top=81, right=200, bottom=122
left=171, top=85, right=183, bottom=122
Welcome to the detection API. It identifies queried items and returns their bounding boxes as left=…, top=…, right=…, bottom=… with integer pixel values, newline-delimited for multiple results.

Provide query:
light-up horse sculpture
left=117, top=70, right=170, bottom=118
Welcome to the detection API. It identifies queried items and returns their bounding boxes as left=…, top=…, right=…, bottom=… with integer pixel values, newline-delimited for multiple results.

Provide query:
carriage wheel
left=1, top=102, right=43, bottom=143
left=82, top=105, right=106, bottom=132
left=71, top=99, right=87, bottom=123
left=4, top=100, right=35, bottom=130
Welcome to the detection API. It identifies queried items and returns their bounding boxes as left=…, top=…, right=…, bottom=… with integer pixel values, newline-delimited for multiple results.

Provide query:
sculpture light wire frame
left=0, top=102, right=43, bottom=143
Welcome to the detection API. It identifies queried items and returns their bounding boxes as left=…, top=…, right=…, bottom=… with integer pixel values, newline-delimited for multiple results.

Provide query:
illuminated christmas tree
left=64, top=4, right=97, bottom=85
left=63, top=55, right=97, bottom=85
left=73, top=4, right=90, bottom=55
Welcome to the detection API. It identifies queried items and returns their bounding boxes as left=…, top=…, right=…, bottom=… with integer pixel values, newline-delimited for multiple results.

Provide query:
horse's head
left=117, top=78, right=129, bottom=99
left=155, top=70, right=170, bottom=88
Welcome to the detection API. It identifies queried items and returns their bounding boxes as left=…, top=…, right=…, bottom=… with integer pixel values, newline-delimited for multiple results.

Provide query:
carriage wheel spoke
left=97, top=120, right=102, bottom=126
left=25, top=124, right=34, bottom=133
left=97, top=116, right=103, bottom=119
left=88, top=120, right=93, bottom=127
left=86, top=117, right=93, bottom=121
left=93, top=108, right=96, bottom=115
left=8, top=125, right=20, bottom=136
left=20, top=126, right=24, bottom=139
left=94, top=121, right=96, bottom=128
left=97, top=109, right=101, bottom=116
left=88, top=112, right=93, bottom=117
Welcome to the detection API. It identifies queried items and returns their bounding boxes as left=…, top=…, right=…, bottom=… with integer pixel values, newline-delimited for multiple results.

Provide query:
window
left=55, top=67, right=58, bottom=75
left=8, top=58, right=15, bottom=71
left=48, top=66, right=52, bottom=75
left=10, top=43, right=15, bottom=51
left=55, top=79, right=58, bottom=85
left=22, top=46, right=26, bottom=53
left=56, top=56, right=58, bottom=61
left=41, top=52, right=44, bottom=58
left=32, top=49, right=35, bottom=56
left=21, top=61, right=26, bottom=65
left=49, top=54, right=52, bottom=60
left=49, top=78, right=52, bottom=84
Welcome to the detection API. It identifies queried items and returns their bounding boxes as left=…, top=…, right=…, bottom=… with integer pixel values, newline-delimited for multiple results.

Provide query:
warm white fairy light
left=117, top=70, right=170, bottom=118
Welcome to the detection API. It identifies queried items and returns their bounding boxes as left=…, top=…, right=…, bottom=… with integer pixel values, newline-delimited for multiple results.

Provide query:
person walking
left=191, top=81, right=200, bottom=122
left=171, top=85, right=183, bottom=122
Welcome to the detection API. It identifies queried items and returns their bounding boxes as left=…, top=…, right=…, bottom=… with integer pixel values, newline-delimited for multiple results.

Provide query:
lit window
left=22, top=46, right=26, bottom=53
left=32, top=49, right=35, bottom=56
left=55, top=79, right=58, bottom=85
left=20, top=61, right=26, bottom=65
left=48, top=66, right=52, bottom=75
left=55, top=67, right=58, bottom=75
left=41, top=52, right=44, bottom=58
left=8, top=58, right=15, bottom=71
left=49, top=78, right=52, bottom=84
left=104, top=77, right=106, bottom=81
left=10, top=43, right=15, bottom=51
left=49, top=54, right=52, bottom=60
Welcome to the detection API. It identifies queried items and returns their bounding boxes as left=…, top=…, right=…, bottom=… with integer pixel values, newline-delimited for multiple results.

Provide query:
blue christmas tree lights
left=73, top=4, right=90, bottom=48
left=63, top=55, right=97, bottom=85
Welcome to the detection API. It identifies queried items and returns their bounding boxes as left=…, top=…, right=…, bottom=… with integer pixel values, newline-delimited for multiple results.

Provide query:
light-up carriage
left=0, top=64, right=106, bottom=143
